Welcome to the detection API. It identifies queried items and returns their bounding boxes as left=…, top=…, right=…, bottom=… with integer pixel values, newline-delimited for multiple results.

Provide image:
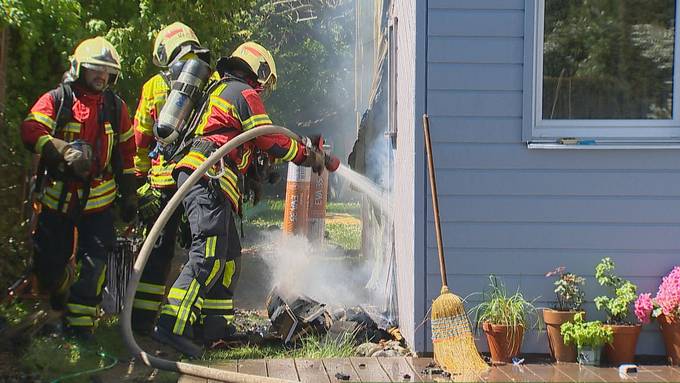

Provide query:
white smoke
left=256, top=231, right=374, bottom=310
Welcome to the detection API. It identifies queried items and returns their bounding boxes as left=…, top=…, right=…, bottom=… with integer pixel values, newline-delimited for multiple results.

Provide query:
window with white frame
left=525, top=0, right=680, bottom=142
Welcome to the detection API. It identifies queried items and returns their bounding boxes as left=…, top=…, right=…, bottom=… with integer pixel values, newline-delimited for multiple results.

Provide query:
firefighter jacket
left=133, top=73, right=168, bottom=176
left=21, top=85, right=135, bottom=214
left=174, top=77, right=308, bottom=212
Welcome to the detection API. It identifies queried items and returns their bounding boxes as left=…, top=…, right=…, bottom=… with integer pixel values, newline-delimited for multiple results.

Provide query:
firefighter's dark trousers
left=157, top=171, right=241, bottom=339
left=33, top=208, right=115, bottom=330
left=131, top=188, right=181, bottom=332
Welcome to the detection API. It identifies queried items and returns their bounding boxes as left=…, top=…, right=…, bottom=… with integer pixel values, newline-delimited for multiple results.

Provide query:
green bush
left=594, top=257, right=638, bottom=324
left=560, top=312, right=613, bottom=349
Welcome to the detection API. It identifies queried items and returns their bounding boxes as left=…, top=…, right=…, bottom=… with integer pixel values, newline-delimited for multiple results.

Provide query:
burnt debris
left=266, top=289, right=331, bottom=344
left=265, top=287, right=411, bottom=356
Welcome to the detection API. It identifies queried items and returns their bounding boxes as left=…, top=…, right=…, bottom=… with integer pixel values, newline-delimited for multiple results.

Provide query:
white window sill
left=527, top=142, right=680, bottom=150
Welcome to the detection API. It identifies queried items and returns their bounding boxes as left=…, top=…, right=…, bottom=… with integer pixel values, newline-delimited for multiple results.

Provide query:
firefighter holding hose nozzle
left=150, top=41, right=338, bottom=357
left=130, top=22, right=213, bottom=336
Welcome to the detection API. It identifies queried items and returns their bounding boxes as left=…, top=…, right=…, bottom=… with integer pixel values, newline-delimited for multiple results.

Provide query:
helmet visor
left=81, top=62, right=120, bottom=76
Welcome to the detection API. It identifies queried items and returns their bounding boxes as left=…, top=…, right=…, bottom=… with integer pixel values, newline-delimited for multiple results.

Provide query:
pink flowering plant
left=634, top=266, right=680, bottom=324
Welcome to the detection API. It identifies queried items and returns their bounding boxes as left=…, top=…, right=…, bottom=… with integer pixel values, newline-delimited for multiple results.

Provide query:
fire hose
left=121, top=125, right=317, bottom=383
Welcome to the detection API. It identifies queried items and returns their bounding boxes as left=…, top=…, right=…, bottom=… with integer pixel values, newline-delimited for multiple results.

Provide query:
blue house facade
left=388, top=0, right=680, bottom=355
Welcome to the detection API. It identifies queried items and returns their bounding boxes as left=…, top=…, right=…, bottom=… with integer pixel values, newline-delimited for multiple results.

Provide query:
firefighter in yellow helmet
left=130, top=22, right=213, bottom=335
left=21, top=37, right=136, bottom=338
left=152, top=42, right=332, bottom=357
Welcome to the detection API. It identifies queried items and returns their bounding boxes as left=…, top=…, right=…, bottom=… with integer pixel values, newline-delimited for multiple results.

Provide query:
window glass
left=542, top=0, right=675, bottom=120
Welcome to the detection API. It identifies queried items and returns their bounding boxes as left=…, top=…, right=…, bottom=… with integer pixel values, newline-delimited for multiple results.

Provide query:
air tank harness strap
left=190, top=139, right=243, bottom=224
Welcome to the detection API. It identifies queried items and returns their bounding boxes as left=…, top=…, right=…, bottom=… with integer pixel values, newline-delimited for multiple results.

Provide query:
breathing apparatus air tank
left=153, top=57, right=212, bottom=145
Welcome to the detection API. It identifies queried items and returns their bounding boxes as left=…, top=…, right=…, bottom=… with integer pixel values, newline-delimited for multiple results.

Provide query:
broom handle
left=422, top=114, right=447, bottom=287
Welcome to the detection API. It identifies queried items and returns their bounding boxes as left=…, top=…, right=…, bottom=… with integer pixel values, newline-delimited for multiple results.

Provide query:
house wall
left=406, top=0, right=680, bottom=354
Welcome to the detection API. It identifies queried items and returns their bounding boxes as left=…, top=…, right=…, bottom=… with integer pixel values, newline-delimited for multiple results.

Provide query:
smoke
left=256, top=231, right=378, bottom=310
left=253, top=0, right=398, bottom=325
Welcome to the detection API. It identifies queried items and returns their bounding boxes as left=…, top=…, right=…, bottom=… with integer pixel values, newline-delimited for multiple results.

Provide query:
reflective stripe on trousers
left=157, top=171, right=241, bottom=336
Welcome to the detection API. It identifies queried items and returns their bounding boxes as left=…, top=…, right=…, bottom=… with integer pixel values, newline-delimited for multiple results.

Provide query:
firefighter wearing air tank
left=130, top=22, right=213, bottom=335
left=151, top=42, right=336, bottom=356
left=20, top=37, right=136, bottom=337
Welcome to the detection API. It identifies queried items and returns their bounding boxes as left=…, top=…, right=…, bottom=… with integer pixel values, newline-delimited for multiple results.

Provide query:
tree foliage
left=542, top=0, right=674, bottom=119
left=0, top=0, right=354, bottom=287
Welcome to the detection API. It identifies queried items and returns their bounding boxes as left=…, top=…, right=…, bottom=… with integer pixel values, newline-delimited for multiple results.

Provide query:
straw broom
left=423, top=114, right=488, bottom=374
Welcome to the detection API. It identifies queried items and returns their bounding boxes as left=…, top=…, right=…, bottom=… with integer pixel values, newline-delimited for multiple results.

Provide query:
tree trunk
left=0, top=27, right=7, bottom=130
left=0, top=28, right=9, bottom=131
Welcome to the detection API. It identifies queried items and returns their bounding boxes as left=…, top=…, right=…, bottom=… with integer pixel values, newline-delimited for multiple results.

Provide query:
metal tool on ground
left=423, top=114, right=488, bottom=374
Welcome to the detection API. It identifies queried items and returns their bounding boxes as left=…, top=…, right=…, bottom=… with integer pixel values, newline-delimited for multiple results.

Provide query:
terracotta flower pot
left=482, top=322, right=524, bottom=364
left=604, top=323, right=642, bottom=366
left=658, top=314, right=680, bottom=366
left=543, top=309, right=583, bottom=363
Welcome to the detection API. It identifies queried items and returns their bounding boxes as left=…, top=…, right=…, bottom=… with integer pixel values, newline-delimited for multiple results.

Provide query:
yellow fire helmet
left=69, top=36, right=121, bottom=83
left=228, top=42, right=277, bottom=91
left=153, top=22, right=200, bottom=67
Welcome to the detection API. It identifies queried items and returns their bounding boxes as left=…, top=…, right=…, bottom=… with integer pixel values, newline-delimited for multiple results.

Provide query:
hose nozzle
left=324, top=153, right=340, bottom=172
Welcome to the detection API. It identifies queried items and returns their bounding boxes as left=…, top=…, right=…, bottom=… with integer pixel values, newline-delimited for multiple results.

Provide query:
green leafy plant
left=470, top=275, right=541, bottom=337
left=594, top=257, right=638, bottom=324
left=546, top=266, right=585, bottom=311
left=560, top=312, right=613, bottom=349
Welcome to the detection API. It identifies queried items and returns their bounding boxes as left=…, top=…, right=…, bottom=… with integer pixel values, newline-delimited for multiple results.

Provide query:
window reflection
left=542, top=0, right=675, bottom=120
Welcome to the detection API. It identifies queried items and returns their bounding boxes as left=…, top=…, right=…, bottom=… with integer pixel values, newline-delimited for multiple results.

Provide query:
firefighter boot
left=152, top=325, right=203, bottom=359
left=202, top=315, right=237, bottom=346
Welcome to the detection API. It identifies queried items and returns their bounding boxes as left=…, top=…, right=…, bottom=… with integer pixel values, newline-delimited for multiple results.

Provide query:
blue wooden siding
left=419, top=0, right=679, bottom=355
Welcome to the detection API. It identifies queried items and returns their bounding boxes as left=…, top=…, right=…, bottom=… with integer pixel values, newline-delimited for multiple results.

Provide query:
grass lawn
left=16, top=316, right=179, bottom=382
left=243, top=199, right=361, bottom=250
left=8, top=310, right=358, bottom=381
left=205, top=331, right=358, bottom=360
left=1, top=199, right=364, bottom=381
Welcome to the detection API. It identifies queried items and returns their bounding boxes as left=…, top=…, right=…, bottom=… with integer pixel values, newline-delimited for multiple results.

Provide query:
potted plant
left=543, top=266, right=585, bottom=363
left=560, top=312, right=613, bottom=366
left=634, top=266, right=680, bottom=365
left=471, top=275, right=540, bottom=364
left=594, top=257, right=641, bottom=365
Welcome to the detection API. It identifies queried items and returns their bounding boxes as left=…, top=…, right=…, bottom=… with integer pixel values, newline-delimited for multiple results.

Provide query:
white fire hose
left=121, top=125, right=303, bottom=383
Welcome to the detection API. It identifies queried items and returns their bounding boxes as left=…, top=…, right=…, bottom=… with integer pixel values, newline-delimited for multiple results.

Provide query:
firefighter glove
left=301, top=145, right=325, bottom=176
left=119, top=174, right=138, bottom=223
left=41, top=137, right=68, bottom=163
left=62, top=139, right=94, bottom=180
left=41, top=137, right=69, bottom=176
left=137, top=182, right=161, bottom=222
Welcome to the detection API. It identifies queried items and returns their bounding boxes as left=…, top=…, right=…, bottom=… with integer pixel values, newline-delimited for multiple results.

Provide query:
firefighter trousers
left=131, top=188, right=182, bottom=333
left=157, top=171, right=241, bottom=340
left=32, top=208, right=115, bottom=330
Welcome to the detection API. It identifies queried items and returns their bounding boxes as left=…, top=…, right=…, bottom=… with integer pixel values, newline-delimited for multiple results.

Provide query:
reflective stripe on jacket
left=174, top=77, right=308, bottom=212
left=20, top=85, right=134, bottom=214
left=133, top=74, right=169, bottom=177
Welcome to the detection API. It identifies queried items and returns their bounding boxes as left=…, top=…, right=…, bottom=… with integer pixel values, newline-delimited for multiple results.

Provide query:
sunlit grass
left=326, top=222, right=361, bottom=250
left=205, top=331, right=357, bottom=361
left=0, top=301, right=30, bottom=326
left=243, top=200, right=361, bottom=250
